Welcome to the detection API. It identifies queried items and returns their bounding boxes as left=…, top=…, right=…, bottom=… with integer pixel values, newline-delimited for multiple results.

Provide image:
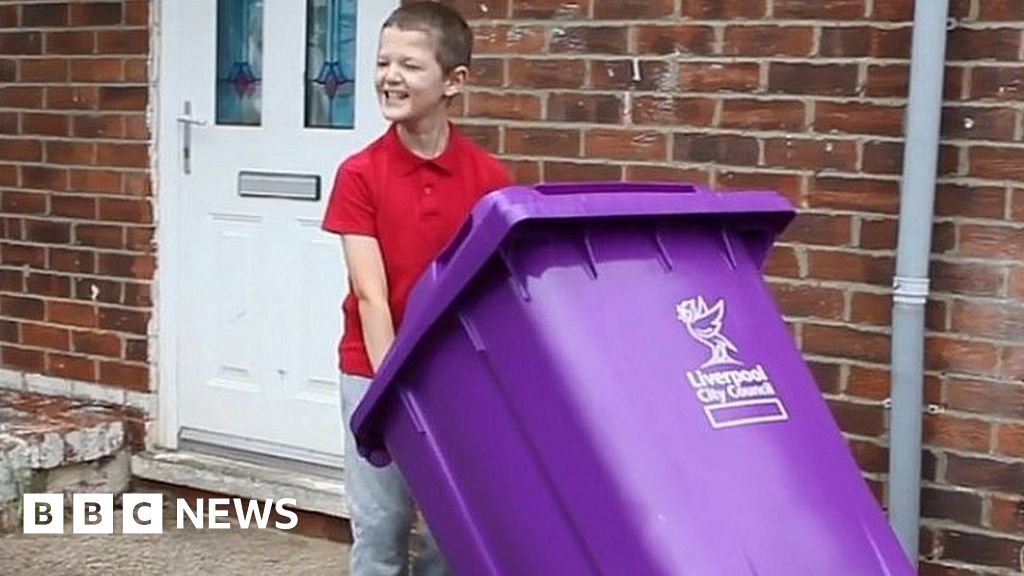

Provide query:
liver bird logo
left=676, top=296, right=741, bottom=368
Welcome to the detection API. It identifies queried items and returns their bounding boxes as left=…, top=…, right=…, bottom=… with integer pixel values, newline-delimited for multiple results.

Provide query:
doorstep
left=130, top=449, right=348, bottom=519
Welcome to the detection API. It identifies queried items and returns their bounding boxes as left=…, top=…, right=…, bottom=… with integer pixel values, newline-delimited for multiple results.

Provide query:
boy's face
left=375, top=27, right=465, bottom=124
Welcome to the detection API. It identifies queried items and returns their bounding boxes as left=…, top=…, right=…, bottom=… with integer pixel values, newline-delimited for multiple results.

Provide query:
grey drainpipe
left=887, top=0, right=950, bottom=564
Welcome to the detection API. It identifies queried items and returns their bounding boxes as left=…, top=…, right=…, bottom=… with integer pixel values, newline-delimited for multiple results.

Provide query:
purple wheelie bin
left=351, top=182, right=914, bottom=575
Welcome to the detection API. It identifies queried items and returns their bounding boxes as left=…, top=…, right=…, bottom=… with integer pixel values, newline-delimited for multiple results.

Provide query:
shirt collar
left=385, top=123, right=461, bottom=176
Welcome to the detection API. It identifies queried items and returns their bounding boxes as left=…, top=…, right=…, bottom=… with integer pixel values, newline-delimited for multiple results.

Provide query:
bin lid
left=352, top=181, right=795, bottom=465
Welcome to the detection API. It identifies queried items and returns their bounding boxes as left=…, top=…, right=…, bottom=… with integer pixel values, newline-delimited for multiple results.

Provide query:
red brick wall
left=443, top=0, right=1024, bottom=573
left=0, top=1, right=152, bottom=392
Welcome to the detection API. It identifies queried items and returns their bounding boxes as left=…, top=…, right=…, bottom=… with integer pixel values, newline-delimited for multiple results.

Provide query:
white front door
left=158, top=0, right=395, bottom=466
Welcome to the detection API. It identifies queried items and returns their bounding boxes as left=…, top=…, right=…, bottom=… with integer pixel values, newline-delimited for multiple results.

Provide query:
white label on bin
left=677, top=296, right=789, bottom=429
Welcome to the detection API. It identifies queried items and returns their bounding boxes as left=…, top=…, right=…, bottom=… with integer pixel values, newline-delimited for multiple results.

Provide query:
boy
left=321, top=3, right=511, bottom=575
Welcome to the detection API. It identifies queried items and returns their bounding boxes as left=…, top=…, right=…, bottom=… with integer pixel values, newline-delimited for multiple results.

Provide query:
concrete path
left=0, top=510, right=351, bottom=575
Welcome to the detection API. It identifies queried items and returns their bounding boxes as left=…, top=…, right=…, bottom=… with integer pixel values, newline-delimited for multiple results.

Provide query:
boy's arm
left=341, top=234, right=394, bottom=374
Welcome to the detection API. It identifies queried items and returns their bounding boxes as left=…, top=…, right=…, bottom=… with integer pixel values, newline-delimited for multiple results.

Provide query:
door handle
left=176, top=101, right=207, bottom=174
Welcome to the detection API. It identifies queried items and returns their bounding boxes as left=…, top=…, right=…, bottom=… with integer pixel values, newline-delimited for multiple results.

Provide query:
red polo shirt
left=322, top=123, right=511, bottom=377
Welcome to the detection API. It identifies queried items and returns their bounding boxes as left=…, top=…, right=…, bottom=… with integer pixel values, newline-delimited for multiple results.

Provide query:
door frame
left=155, top=0, right=184, bottom=449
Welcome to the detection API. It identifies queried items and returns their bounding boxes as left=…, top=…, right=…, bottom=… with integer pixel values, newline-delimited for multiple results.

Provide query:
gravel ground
left=0, top=510, right=350, bottom=576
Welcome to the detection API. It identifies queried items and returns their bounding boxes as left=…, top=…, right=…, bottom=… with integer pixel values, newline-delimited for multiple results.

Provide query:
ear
left=443, top=65, right=469, bottom=98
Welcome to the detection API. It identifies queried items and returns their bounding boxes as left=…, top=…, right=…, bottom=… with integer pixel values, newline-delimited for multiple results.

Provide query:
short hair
left=382, top=2, right=473, bottom=72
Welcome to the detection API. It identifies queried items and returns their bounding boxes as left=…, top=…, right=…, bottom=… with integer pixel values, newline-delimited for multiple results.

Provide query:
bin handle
left=435, top=213, right=475, bottom=275
left=435, top=182, right=705, bottom=276
left=533, top=182, right=701, bottom=195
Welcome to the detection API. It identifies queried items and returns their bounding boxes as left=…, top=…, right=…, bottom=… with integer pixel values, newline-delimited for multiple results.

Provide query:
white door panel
left=162, top=0, right=395, bottom=464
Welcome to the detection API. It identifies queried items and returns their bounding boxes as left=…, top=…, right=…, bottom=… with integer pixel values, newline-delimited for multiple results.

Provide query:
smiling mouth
left=383, top=90, right=409, bottom=102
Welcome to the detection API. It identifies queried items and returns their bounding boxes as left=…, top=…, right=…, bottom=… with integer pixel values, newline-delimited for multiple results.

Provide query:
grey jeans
left=341, top=373, right=449, bottom=576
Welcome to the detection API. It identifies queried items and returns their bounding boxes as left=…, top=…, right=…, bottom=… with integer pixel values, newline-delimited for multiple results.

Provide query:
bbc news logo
left=23, top=493, right=299, bottom=534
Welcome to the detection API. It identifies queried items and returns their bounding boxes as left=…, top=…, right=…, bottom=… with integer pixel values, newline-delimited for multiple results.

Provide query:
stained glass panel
left=216, top=0, right=264, bottom=126
left=306, top=0, right=357, bottom=129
